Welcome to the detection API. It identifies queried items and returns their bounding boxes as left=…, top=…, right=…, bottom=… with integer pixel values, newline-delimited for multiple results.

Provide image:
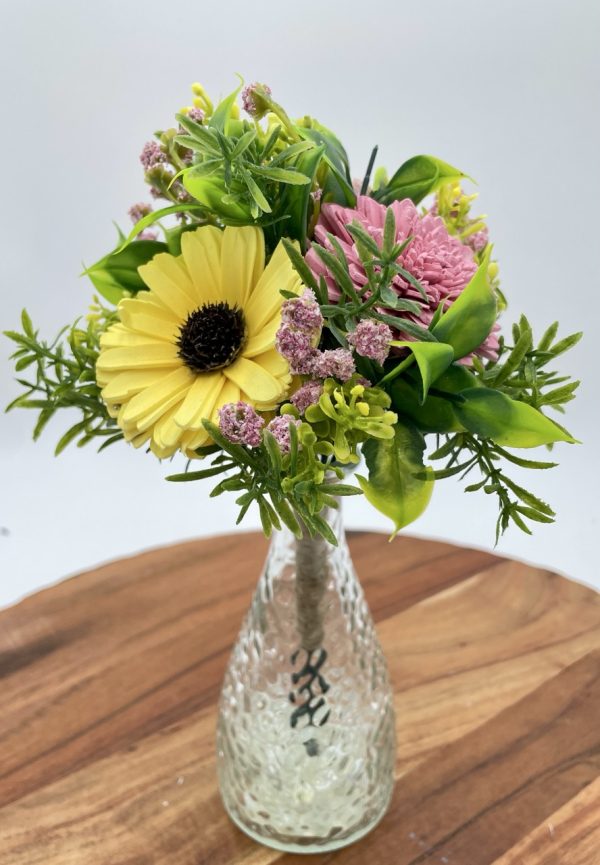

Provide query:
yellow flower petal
left=119, top=367, right=194, bottom=427
left=180, top=227, right=224, bottom=305
left=224, top=356, right=284, bottom=403
left=243, top=314, right=281, bottom=358
left=220, top=226, right=264, bottom=308
left=119, top=300, right=179, bottom=342
left=153, top=404, right=187, bottom=452
left=181, top=426, right=211, bottom=454
left=138, top=254, right=197, bottom=319
left=101, top=369, right=173, bottom=402
left=245, top=240, right=302, bottom=334
left=173, top=371, right=222, bottom=429
left=96, top=343, right=180, bottom=372
left=213, top=379, right=240, bottom=417
left=251, top=348, right=291, bottom=380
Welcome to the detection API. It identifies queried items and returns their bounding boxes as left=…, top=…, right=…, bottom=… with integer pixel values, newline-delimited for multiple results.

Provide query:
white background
left=1, top=0, right=598, bottom=608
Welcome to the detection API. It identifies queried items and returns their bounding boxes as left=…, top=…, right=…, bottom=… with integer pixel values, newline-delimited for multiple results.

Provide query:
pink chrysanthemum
left=306, top=195, right=499, bottom=362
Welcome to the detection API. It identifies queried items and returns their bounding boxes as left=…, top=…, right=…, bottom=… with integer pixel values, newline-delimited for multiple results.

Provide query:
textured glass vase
left=217, top=504, right=396, bottom=853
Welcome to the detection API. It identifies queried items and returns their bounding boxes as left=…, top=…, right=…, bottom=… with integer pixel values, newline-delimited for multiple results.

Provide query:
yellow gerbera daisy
left=96, top=225, right=302, bottom=458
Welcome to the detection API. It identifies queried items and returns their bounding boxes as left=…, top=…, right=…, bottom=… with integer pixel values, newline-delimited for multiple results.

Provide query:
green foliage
left=357, top=419, right=434, bottom=537
left=301, top=206, right=433, bottom=356
left=428, top=432, right=559, bottom=542
left=472, top=315, right=582, bottom=415
left=374, top=155, right=468, bottom=206
left=454, top=387, right=577, bottom=448
left=4, top=305, right=123, bottom=453
left=83, top=237, right=168, bottom=304
left=387, top=340, right=454, bottom=400
left=431, top=247, right=497, bottom=357
left=302, top=379, right=397, bottom=463
left=167, top=419, right=362, bottom=544
left=175, top=111, right=319, bottom=237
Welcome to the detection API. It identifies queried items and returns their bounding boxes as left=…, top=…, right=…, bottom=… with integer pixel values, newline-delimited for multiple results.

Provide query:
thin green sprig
left=4, top=305, right=123, bottom=454
left=428, top=431, right=559, bottom=543
left=166, top=419, right=361, bottom=544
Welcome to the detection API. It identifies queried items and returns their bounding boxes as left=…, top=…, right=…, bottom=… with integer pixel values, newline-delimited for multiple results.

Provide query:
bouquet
left=6, top=79, right=581, bottom=544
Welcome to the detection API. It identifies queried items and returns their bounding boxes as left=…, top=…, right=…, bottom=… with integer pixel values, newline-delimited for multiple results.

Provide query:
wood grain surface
left=0, top=532, right=599, bottom=865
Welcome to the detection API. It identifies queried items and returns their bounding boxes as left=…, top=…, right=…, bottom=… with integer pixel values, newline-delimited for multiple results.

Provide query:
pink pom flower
left=275, top=325, right=318, bottom=374
left=281, top=289, right=323, bottom=332
left=290, top=380, right=323, bottom=414
left=241, top=83, right=272, bottom=118
left=140, top=141, right=167, bottom=171
left=314, top=349, right=356, bottom=381
left=267, top=414, right=301, bottom=454
left=218, top=402, right=265, bottom=447
left=347, top=320, right=392, bottom=365
left=306, top=195, right=498, bottom=362
left=275, top=289, right=322, bottom=375
left=128, top=202, right=153, bottom=224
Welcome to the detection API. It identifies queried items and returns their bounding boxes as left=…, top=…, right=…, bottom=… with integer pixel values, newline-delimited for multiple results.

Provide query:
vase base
left=223, top=787, right=393, bottom=854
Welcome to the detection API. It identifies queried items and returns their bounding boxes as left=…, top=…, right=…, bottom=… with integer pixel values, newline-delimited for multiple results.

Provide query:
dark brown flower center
left=176, top=302, right=246, bottom=372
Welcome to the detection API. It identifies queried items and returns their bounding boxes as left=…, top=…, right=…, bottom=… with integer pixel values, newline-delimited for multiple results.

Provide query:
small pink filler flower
left=218, top=402, right=265, bottom=447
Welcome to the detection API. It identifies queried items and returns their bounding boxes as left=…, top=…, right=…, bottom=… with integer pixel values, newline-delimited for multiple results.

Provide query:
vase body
left=216, top=506, right=396, bottom=853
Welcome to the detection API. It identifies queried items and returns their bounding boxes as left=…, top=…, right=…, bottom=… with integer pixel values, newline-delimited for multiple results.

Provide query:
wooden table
left=1, top=533, right=599, bottom=865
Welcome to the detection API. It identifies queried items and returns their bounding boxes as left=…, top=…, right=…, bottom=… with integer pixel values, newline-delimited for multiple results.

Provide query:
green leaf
left=175, top=114, right=220, bottom=154
left=389, top=340, right=455, bottom=401
left=83, top=240, right=167, bottom=304
left=183, top=172, right=250, bottom=220
left=166, top=464, right=232, bottom=482
left=431, top=247, right=496, bottom=358
left=208, top=78, right=243, bottom=133
left=229, top=128, right=257, bottom=159
left=118, top=203, right=208, bottom=250
left=282, top=239, right=319, bottom=292
left=357, top=420, right=434, bottom=537
left=263, top=429, right=283, bottom=474
left=491, top=325, right=533, bottom=386
left=240, top=169, right=272, bottom=213
left=502, top=478, right=555, bottom=516
left=55, top=420, right=88, bottom=455
left=455, top=388, right=578, bottom=448
left=249, top=165, right=310, bottom=185
left=21, top=309, right=34, bottom=337
left=297, top=123, right=354, bottom=205
left=548, top=331, right=583, bottom=358
left=276, top=143, right=325, bottom=249
left=376, top=155, right=469, bottom=206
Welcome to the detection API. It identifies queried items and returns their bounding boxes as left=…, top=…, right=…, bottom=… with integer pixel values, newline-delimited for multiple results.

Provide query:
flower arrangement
left=6, top=79, right=581, bottom=544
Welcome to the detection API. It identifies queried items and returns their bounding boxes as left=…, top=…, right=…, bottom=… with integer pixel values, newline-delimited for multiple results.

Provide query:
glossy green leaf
left=357, top=420, right=434, bottom=537
left=83, top=239, right=167, bottom=304
left=276, top=143, right=325, bottom=248
left=376, top=155, right=468, bottom=205
left=431, top=247, right=496, bottom=358
left=298, top=123, right=355, bottom=206
left=389, top=340, right=455, bottom=401
left=455, top=388, right=578, bottom=448
left=118, top=202, right=208, bottom=251
left=183, top=172, right=250, bottom=220
left=388, top=364, right=481, bottom=433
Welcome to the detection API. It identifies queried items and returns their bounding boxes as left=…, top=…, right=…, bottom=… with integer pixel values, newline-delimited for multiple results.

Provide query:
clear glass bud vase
left=216, top=504, right=396, bottom=853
